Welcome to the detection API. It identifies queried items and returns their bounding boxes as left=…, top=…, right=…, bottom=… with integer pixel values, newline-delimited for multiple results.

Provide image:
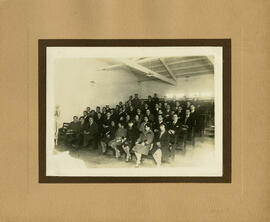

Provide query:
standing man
left=150, top=123, right=170, bottom=166
left=83, top=116, right=98, bottom=148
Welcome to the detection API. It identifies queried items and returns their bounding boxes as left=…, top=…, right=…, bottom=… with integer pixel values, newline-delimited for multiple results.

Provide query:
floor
left=54, top=136, right=215, bottom=169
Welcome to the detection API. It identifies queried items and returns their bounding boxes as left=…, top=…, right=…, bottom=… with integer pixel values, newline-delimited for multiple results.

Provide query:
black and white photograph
left=39, top=40, right=231, bottom=182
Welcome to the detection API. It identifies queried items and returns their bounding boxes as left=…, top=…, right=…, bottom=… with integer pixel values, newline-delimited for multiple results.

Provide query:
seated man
left=122, top=121, right=140, bottom=162
left=181, top=109, right=195, bottom=147
left=100, top=121, right=116, bottom=154
left=83, top=116, right=98, bottom=148
left=133, top=123, right=154, bottom=167
left=102, top=112, right=112, bottom=134
left=108, top=122, right=127, bottom=159
left=149, top=123, right=170, bottom=166
left=153, top=114, right=164, bottom=136
left=168, top=114, right=182, bottom=159
left=66, top=116, right=81, bottom=147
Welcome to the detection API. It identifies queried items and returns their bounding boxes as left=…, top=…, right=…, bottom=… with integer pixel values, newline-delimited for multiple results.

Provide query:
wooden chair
left=57, top=122, right=70, bottom=145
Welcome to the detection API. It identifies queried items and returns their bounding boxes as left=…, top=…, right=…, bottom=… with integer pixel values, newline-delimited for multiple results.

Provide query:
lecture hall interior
left=53, top=56, right=216, bottom=168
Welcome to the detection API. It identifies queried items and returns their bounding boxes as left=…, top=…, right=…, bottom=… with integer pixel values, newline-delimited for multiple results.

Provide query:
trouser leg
left=123, top=146, right=131, bottom=161
left=100, top=141, right=107, bottom=153
left=135, top=152, right=142, bottom=166
left=153, top=149, right=162, bottom=167
left=170, top=144, right=175, bottom=162
left=111, top=141, right=120, bottom=158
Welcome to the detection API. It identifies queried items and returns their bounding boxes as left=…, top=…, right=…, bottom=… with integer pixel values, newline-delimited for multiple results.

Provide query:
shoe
left=135, top=162, right=140, bottom=168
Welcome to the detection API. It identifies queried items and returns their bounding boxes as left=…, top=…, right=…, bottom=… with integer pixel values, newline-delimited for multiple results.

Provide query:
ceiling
left=98, top=56, right=214, bottom=86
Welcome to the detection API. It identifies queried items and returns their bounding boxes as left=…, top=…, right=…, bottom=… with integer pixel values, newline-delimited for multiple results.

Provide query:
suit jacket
left=137, top=130, right=154, bottom=148
left=83, top=122, right=98, bottom=137
left=126, top=126, right=140, bottom=146
left=169, top=120, right=182, bottom=136
left=68, top=121, right=81, bottom=133
left=151, top=130, right=170, bottom=154
left=181, top=115, right=194, bottom=132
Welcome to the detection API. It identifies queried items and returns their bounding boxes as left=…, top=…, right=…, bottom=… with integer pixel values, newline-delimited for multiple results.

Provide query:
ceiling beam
left=166, top=57, right=208, bottom=66
left=159, top=58, right=177, bottom=81
left=171, top=63, right=213, bottom=72
left=119, top=59, right=177, bottom=86
left=207, top=56, right=214, bottom=65
left=175, top=69, right=214, bottom=76
left=98, top=57, right=160, bottom=70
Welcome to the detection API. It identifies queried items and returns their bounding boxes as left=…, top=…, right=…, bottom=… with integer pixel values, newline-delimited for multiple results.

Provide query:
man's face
left=106, top=112, right=111, bottom=118
left=145, top=126, right=150, bottom=131
left=144, top=117, right=148, bottom=122
left=83, top=111, right=87, bottom=116
left=160, top=125, right=165, bottom=131
left=86, top=107, right=90, bottom=111
left=191, top=105, right=195, bottom=111
left=186, top=110, right=190, bottom=116
left=89, top=118, right=93, bottom=124
left=173, top=114, right=178, bottom=121
left=128, top=122, right=133, bottom=128
left=158, top=115, right=163, bottom=122
left=96, top=107, right=100, bottom=112
left=146, top=109, right=150, bottom=115
left=73, top=116, right=78, bottom=122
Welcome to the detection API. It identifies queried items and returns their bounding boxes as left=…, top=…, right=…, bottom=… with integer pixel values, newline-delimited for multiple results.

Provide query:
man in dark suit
left=181, top=109, right=195, bottom=147
left=122, top=121, right=140, bottom=162
left=153, top=114, right=164, bottom=136
left=151, top=93, right=159, bottom=104
left=168, top=114, right=182, bottom=158
left=150, top=123, right=170, bottom=165
left=66, top=116, right=81, bottom=147
left=81, top=111, right=89, bottom=129
left=132, top=93, right=140, bottom=109
left=83, top=116, right=98, bottom=148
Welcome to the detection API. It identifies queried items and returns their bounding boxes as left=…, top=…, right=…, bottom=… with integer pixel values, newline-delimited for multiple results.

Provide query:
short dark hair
left=145, top=123, right=151, bottom=128
left=160, top=123, right=166, bottom=128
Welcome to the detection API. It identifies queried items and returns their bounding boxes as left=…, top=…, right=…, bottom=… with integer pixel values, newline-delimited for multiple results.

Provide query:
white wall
left=140, top=74, right=214, bottom=99
left=53, top=58, right=141, bottom=123
left=53, top=58, right=214, bottom=124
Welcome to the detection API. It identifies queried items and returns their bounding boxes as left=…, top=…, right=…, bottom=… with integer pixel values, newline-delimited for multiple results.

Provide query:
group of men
left=63, top=93, right=199, bottom=167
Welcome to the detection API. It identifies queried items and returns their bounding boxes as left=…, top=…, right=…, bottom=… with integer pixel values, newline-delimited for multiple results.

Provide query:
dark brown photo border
left=39, top=39, right=231, bottom=183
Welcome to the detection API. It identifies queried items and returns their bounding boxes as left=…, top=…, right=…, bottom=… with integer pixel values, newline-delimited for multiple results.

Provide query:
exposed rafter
left=98, top=57, right=159, bottom=71
left=159, top=58, right=177, bottom=81
left=175, top=69, right=213, bottom=76
left=171, top=63, right=213, bottom=72
left=118, top=59, right=177, bottom=86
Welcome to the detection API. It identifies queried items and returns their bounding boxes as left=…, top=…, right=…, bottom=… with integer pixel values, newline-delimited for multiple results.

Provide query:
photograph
left=39, top=40, right=231, bottom=182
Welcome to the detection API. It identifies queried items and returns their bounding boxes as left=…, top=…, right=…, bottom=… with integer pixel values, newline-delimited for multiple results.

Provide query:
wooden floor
left=54, top=136, right=215, bottom=168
